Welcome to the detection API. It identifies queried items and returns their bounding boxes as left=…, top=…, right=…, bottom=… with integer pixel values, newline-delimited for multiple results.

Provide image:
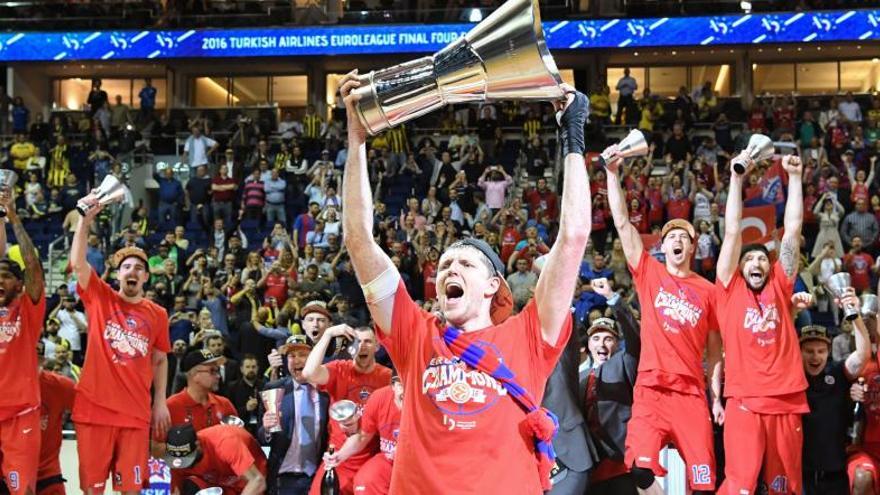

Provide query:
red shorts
left=75, top=422, right=149, bottom=492
left=848, top=450, right=880, bottom=493
left=308, top=461, right=361, bottom=495
left=352, top=455, right=393, bottom=495
left=625, top=385, right=716, bottom=491
left=718, top=399, right=802, bottom=495
left=0, top=408, right=41, bottom=495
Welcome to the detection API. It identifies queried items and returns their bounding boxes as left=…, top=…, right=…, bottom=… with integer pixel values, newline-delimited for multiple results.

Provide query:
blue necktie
left=297, top=384, right=318, bottom=476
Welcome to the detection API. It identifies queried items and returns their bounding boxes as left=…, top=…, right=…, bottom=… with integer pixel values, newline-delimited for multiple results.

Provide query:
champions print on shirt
left=103, top=310, right=151, bottom=362
left=421, top=339, right=508, bottom=429
left=653, top=285, right=704, bottom=333
left=0, top=307, right=20, bottom=352
left=742, top=301, right=780, bottom=347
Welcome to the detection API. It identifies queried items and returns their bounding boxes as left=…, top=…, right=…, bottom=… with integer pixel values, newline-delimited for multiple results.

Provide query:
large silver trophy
left=860, top=294, right=878, bottom=318
left=826, top=272, right=859, bottom=321
left=598, top=129, right=649, bottom=167
left=76, top=174, right=127, bottom=216
left=352, top=0, right=564, bottom=135
left=0, top=170, right=18, bottom=218
left=329, top=399, right=358, bottom=423
left=731, top=134, right=774, bottom=175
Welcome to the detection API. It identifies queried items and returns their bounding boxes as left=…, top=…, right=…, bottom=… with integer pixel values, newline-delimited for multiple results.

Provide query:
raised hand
left=339, top=70, right=367, bottom=144
left=781, top=154, right=803, bottom=176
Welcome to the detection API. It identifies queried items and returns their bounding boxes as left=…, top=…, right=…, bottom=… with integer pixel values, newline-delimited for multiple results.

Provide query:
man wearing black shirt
left=227, top=354, right=265, bottom=437
left=665, top=123, right=692, bottom=163
left=802, top=295, right=871, bottom=495
left=186, top=164, right=213, bottom=230
left=86, top=79, right=108, bottom=117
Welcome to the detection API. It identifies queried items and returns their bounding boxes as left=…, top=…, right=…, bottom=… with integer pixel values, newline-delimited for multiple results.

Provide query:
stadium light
left=468, top=8, right=483, bottom=22
left=740, top=1, right=752, bottom=13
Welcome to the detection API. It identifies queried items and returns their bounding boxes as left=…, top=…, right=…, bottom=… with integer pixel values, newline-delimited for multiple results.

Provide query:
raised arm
left=302, top=324, right=355, bottom=386
left=2, top=192, right=43, bottom=302
left=533, top=89, right=591, bottom=346
left=70, top=196, right=103, bottom=291
left=604, top=148, right=643, bottom=269
left=779, top=155, right=804, bottom=279
left=716, top=152, right=749, bottom=286
left=338, top=71, right=398, bottom=334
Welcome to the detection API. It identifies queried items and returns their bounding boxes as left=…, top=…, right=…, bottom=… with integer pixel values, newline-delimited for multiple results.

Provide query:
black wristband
left=559, top=91, right=589, bottom=156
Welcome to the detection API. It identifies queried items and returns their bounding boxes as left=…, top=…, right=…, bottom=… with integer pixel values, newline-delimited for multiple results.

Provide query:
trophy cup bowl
left=260, top=388, right=285, bottom=433
left=598, top=129, right=649, bottom=168
left=76, top=174, right=127, bottom=216
left=860, top=294, right=878, bottom=318
left=352, top=0, right=564, bottom=135
left=329, top=400, right=358, bottom=423
left=221, top=415, right=245, bottom=428
left=826, top=272, right=859, bottom=321
left=732, top=134, right=774, bottom=175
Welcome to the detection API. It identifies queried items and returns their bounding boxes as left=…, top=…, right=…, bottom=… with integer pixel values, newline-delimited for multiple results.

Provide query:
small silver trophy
left=598, top=129, right=649, bottom=167
left=860, top=294, right=878, bottom=319
left=0, top=170, right=18, bottom=218
left=731, top=134, right=774, bottom=175
left=826, top=272, right=859, bottom=321
left=260, top=388, right=285, bottom=433
left=76, top=174, right=127, bottom=215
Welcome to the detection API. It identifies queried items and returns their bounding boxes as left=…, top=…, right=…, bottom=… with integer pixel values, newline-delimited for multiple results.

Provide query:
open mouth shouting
left=444, top=281, right=464, bottom=305
left=748, top=270, right=764, bottom=285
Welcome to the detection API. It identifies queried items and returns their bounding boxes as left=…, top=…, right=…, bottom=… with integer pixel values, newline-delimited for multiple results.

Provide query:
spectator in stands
left=46, top=135, right=70, bottom=188
left=86, top=78, right=108, bottom=116
left=478, top=165, right=513, bottom=213
left=302, top=104, right=324, bottom=156
left=11, top=96, right=28, bottom=134
left=138, top=78, right=157, bottom=120
left=294, top=202, right=320, bottom=250
left=182, top=125, right=218, bottom=169
left=843, top=236, right=874, bottom=293
left=839, top=91, right=864, bottom=125
left=156, top=165, right=184, bottom=226
left=110, top=94, right=131, bottom=136
left=525, top=177, right=558, bottom=220
left=590, top=85, right=612, bottom=127
left=665, top=123, right=692, bottom=163
left=10, top=132, right=36, bottom=173
left=615, top=68, right=638, bottom=126
left=841, top=198, right=879, bottom=250
left=211, top=163, right=237, bottom=226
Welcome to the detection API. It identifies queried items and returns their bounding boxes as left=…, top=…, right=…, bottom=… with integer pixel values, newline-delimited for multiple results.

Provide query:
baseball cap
left=279, top=334, right=311, bottom=354
left=163, top=424, right=199, bottom=469
left=301, top=301, right=332, bottom=321
left=448, top=238, right=513, bottom=325
left=660, top=219, right=696, bottom=241
left=799, top=325, right=831, bottom=345
left=587, top=317, right=620, bottom=338
left=181, top=349, right=226, bottom=373
left=112, top=246, right=149, bottom=269
left=0, top=258, right=23, bottom=280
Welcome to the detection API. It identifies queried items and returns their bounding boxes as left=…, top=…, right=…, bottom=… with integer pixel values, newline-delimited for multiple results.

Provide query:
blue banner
left=0, top=9, right=877, bottom=62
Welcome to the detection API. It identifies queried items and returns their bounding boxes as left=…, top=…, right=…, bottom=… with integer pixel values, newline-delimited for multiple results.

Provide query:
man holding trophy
left=0, top=169, right=47, bottom=495
left=712, top=151, right=813, bottom=495
left=336, top=0, right=592, bottom=490
left=70, top=181, right=172, bottom=494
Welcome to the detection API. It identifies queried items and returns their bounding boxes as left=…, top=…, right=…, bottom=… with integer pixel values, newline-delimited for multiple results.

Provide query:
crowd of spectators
left=8, top=67, right=880, bottom=488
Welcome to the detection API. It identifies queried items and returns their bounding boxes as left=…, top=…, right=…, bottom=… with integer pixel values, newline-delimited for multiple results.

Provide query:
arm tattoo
left=10, top=217, right=44, bottom=302
left=779, top=236, right=799, bottom=279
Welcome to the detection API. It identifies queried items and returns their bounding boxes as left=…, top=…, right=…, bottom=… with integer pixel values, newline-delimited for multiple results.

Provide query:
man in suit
left=262, top=335, right=329, bottom=495
left=543, top=315, right=594, bottom=494
left=579, top=278, right=639, bottom=494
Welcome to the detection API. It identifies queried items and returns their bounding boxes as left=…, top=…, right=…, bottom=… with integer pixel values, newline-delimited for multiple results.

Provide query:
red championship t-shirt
left=377, top=281, right=570, bottom=494
left=630, top=250, right=718, bottom=396
left=0, top=292, right=45, bottom=421
left=39, top=371, right=76, bottom=478
left=845, top=252, right=875, bottom=293
left=360, top=386, right=401, bottom=462
left=715, top=261, right=808, bottom=412
left=318, top=359, right=390, bottom=464
left=170, top=424, right=267, bottom=493
left=858, top=360, right=880, bottom=458
left=167, top=390, right=237, bottom=432
left=74, top=269, right=171, bottom=429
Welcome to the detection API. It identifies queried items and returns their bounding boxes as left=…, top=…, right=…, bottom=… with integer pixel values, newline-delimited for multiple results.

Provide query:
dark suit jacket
left=579, top=301, right=640, bottom=461
left=542, top=324, right=596, bottom=474
left=260, top=377, right=330, bottom=495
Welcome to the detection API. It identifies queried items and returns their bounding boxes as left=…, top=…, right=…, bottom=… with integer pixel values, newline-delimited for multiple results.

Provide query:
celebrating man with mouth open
left=70, top=196, right=171, bottom=495
left=338, top=72, right=591, bottom=494
left=713, top=154, right=815, bottom=495
left=603, top=145, right=722, bottom=494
